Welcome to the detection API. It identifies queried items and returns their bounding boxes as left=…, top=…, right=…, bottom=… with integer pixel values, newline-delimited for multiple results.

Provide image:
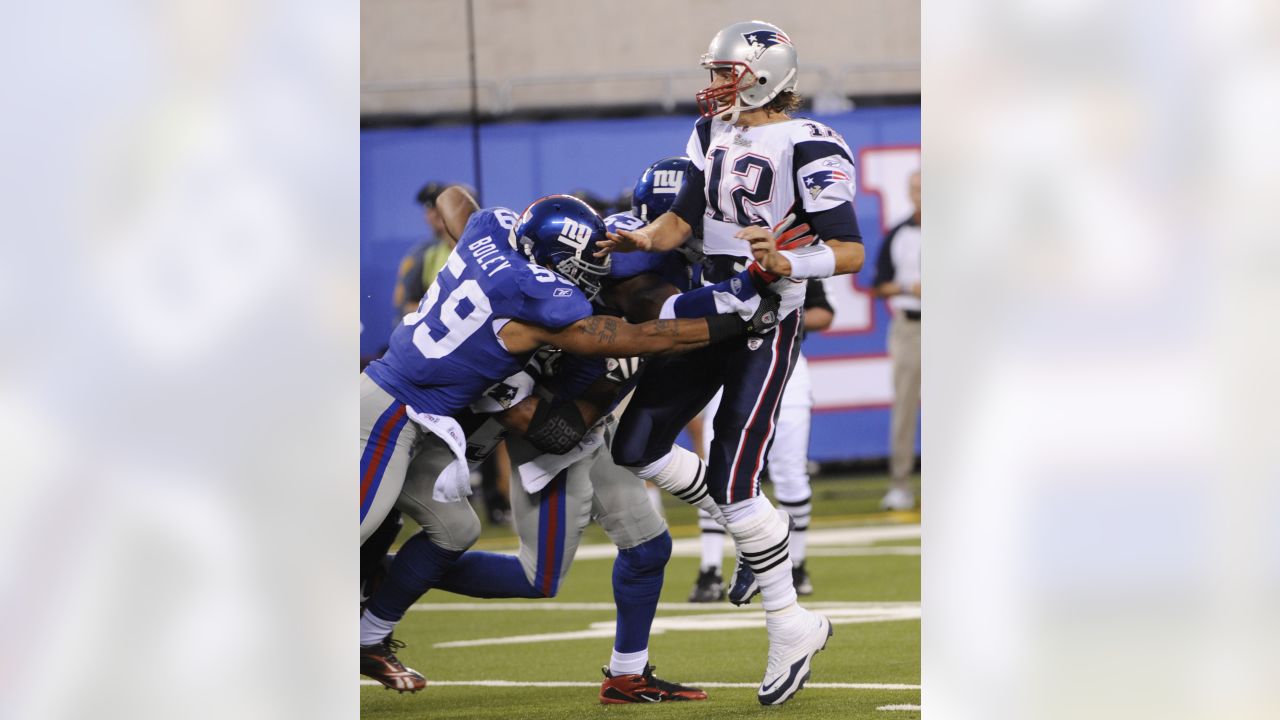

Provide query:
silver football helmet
left=696, top=20, right=799, bottom=123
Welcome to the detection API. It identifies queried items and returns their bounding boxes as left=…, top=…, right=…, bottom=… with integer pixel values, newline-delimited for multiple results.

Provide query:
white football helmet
left=696, top=20, right=799, bottom=124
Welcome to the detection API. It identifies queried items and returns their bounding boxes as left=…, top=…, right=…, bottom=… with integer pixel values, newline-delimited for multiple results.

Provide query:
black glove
left=746, top=291, right=782, bottom=336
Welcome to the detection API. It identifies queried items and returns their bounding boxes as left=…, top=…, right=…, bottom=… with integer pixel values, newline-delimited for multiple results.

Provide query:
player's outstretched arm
left=500, top=313, right=740, bottom=357
left=596, top=211, right=691, bottom=257
left=501, top=315, right=722, bottom=357
left=605, top=267, right=775, bottom=325
left=601, top=273, right=680, bottom=323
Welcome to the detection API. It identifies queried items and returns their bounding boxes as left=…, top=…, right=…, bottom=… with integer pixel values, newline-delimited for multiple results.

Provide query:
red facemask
left=695, top=62, right=755, bottom=119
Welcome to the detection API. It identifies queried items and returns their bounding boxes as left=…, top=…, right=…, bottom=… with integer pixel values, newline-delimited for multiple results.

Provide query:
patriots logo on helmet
left=803, top=169, right=850, bottom=200
left=742, top=30, right=791, bottom=50
left=740, top=29, right=792, bottom=62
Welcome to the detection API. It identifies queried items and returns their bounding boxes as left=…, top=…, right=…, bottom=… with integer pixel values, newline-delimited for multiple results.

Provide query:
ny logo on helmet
left=558, top=217, right=594, bottom=252
left=652, top=169, right=684, bottom=194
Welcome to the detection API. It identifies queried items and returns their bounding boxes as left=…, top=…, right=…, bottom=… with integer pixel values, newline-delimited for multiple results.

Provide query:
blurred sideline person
left=690, top=280, right=834, bottom=602
left=358, top=191, right=781, bottom=693
left=598, top=20, right=864, bottom=705
left=393, top=182, right=458, bottom=317
left=873, top=170, right=921, bottom=511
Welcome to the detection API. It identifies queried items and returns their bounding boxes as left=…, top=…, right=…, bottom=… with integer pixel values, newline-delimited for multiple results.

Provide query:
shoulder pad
left=458, top=207, right=519, bottom=248
left=513, top=266, right=593, bottom=329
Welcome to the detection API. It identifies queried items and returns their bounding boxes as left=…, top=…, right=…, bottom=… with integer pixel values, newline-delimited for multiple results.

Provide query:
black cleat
left=793, top=561, right=814, bottom=596
left=688, top=567, right=725, bottom=603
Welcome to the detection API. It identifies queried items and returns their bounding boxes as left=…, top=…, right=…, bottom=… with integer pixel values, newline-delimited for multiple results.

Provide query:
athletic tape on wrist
left=779, top=243, right=836, bottom=279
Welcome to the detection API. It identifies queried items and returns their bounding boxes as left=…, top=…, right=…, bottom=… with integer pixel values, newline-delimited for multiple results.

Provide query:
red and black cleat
left=599, top=664, right=708, bottom=704
left=360, top=636, right=426, bottom=693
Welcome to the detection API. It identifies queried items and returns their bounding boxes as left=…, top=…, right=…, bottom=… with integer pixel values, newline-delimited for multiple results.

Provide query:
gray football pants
left=360, top=373, right=480, bottom=551
left=399, top=418, right=668, bottom=595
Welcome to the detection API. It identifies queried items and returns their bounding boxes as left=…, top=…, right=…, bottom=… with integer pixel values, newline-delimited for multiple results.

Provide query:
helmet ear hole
left=759, top=77, right=767, bottom=85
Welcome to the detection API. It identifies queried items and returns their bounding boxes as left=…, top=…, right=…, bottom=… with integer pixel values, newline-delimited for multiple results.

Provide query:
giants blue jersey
left=366, top=207, right=593, bottom=416
left=603, top=211, right=698, bottom=292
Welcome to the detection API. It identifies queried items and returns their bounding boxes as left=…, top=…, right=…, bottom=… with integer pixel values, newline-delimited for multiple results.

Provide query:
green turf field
left=363, top=474, right=920, bottom=719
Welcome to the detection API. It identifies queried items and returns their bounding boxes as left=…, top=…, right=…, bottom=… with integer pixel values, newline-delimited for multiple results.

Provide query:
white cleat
left=880, top=487, right=917, bottom=512
left=757, top=609, right=832, bottom=705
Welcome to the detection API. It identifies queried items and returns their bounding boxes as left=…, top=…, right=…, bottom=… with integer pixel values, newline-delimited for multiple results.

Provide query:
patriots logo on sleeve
left=803, top=169, right=850, bottom=200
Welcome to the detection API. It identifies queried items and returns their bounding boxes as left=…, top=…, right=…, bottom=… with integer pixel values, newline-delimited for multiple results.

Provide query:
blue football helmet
left=632, top=156, right=693, bottom=223
left=512, top=194, right=612, bottom=301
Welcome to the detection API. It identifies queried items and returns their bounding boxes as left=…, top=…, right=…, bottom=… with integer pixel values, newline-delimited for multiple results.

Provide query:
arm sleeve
left=873, top=224, right=901, bottom=286
left=808, top=204, right=862, bottom=243
left=804, top=279, right=834, bottom=314
left=665, top=269, right=757, bottom=319
left=671, top=163, right=707, bottom=228
left=793, top=138, right=861, bottom=242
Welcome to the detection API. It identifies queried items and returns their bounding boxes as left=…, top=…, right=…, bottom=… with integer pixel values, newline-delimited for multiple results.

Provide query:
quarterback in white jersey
left=599, top=20, right=865, bottom=707
left=684, top=111, right=860, bottom=317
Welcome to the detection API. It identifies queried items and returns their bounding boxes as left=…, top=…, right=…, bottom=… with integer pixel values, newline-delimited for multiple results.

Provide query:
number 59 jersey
left=686, top=117, right=858, bottom=259
left=365, top=207, right=594, bottom=418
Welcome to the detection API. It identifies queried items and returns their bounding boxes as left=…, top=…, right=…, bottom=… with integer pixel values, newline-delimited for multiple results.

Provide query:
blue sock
left=365, top=532, right=464, bottom=623
left=435, top=551, right=544, bottom=599
left=612, top=532, right=672, bottom=654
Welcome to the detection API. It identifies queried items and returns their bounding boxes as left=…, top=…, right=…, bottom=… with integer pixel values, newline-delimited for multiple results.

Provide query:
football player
left=359, top=189, right=781, bottom=692
left=420, top=157, right=716, bottom=703
left=689, top=279, right=835, bottom=603
left=597, top=21, right=865, bottom=705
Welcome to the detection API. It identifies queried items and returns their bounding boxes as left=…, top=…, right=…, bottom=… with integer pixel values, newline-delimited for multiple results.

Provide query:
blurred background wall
left=361, top=0, right=919, bottom=117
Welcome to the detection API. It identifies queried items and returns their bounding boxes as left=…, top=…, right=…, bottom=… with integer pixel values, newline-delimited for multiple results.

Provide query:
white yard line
left=570, top=524, right=921, bottom=561
left=411, top=600, right=920, bottom=612
left=361, top=679, right=920, bottom=690
left=878, top=704, right=923, bottom=711
left=432, top=603, right=921, bottom=648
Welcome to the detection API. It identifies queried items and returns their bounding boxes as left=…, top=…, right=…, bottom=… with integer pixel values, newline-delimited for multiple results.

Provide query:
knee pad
left=616, top=531, right=672, bottom=576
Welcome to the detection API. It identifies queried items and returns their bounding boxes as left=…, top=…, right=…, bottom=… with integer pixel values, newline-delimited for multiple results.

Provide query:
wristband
left=779, top=243, right=836, bottom=279
left=705, top=313, right=746, bottom=343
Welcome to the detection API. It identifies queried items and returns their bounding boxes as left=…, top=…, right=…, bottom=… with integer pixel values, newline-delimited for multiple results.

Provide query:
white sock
left=360, top=609, right=398, bottom=646
left=764, top=602, right=805, bottom=632
left=790, top=529, right=807, bottom=565
left=633, top=447, right=725, bottom=525
left=723, top=496, right=797, bottom=612
left=779, top=497, right=811, bottom=564
left=609, top=648, right=649, bottom=675
left=645, top=484, right=664, bottom=517
left=698, top=509, right=726, bottom=571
